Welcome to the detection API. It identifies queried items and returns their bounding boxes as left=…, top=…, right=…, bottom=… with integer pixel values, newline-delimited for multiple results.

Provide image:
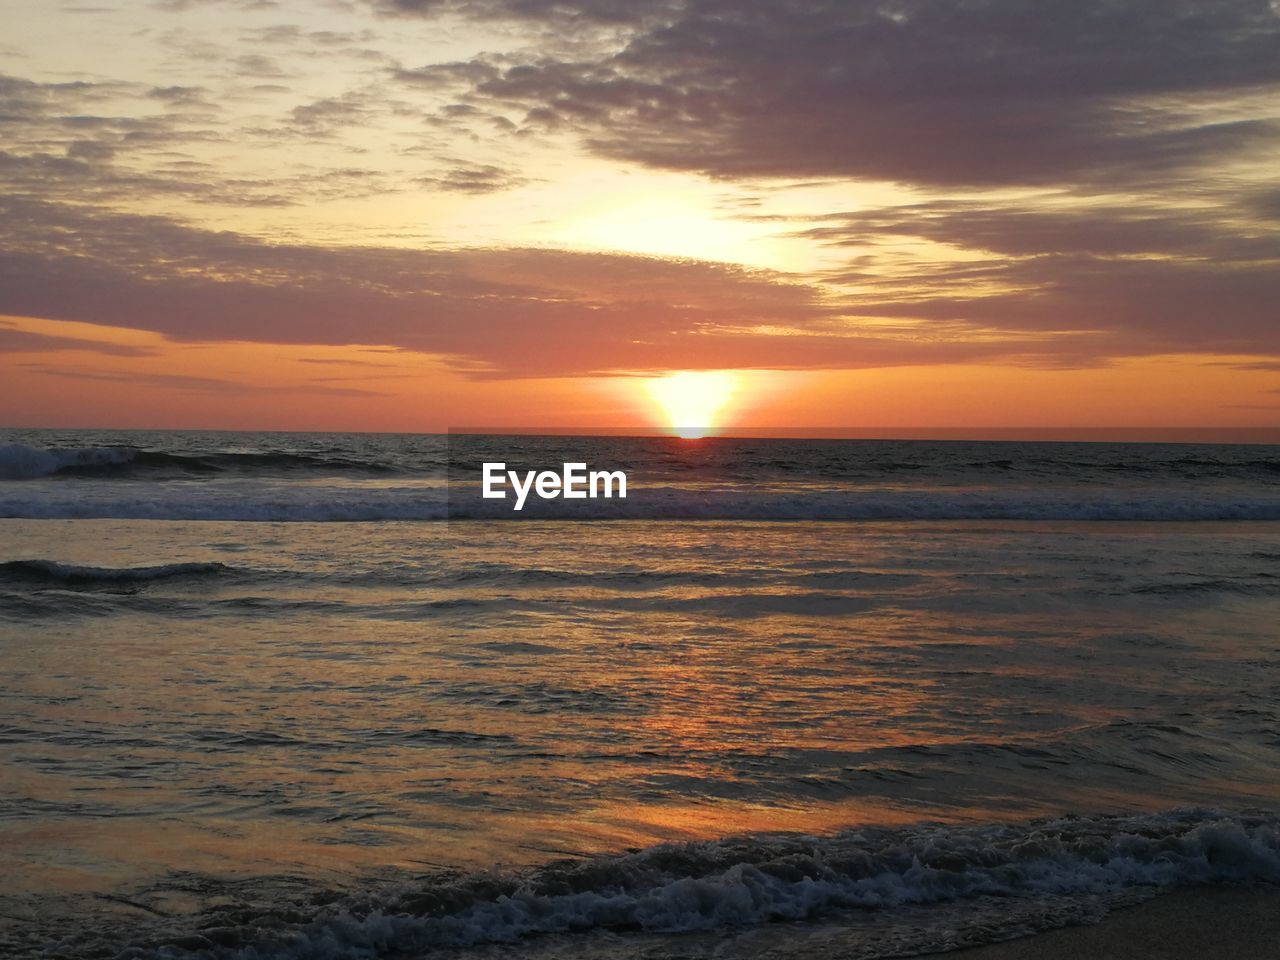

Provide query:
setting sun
left=643, top=371, right=739, bottom=438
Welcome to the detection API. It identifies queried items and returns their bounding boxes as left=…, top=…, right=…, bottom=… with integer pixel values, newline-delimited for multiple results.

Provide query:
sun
left=642, top=371, right=739, bottom=439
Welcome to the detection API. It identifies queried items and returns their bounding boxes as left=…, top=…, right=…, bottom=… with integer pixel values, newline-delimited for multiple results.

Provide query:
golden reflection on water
left=2, top=518, right=1279, bottom=903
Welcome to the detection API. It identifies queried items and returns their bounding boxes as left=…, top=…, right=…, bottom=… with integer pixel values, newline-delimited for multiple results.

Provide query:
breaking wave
left=0, top=559, right=235, bottom=585
left=0, top=443, right=136, bottom=479
left=31, top=808, right=1280, bottom=959
left=0, top=443, right=399, bottom=480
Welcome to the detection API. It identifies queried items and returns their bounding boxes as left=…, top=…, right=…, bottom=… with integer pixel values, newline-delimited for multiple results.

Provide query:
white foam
left=97, top=809, right=1280, bottom=959
left=292, top=813, right=1280, bottom=954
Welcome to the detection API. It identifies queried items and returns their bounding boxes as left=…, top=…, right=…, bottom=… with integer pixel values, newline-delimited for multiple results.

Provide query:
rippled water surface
left=1, top=431, right=1278, bottom=958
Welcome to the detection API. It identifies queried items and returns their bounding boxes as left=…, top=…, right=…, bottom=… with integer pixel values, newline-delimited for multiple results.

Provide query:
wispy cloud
left=0, top=322, right=158, bottom=358
left=19, top=362, right=392, bottom=397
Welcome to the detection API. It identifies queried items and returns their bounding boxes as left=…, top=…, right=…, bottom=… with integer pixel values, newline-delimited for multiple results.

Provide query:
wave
left=0, top=483, right=448, bottom=521
left=3, top=483, right=1280, bottom=521
left=723, top=454, right=1280, bottom=482
left=5, top=437, right=1278, bottom=486
left=0, top=443, right=399, bottom=480
left=0, top=443, right=136, bottom=479
left=449, top=485, right=1280, bottom=521
left=0, top=559, right=235, bottom=585
left=42, top=808, right=1280, bottom=959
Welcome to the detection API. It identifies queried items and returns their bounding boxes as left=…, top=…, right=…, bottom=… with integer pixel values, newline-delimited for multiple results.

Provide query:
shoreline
left=928, top=884, right=1280, bottom=959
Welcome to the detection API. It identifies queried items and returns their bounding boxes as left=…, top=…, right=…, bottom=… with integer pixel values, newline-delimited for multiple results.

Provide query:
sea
left=1, top=428, right=1279, bottom=959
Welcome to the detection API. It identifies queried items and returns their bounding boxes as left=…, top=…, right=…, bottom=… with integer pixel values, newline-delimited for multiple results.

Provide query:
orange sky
left=4, top=314, right=1277, bottom=436
left=2, top=1, right=1279, bottom=434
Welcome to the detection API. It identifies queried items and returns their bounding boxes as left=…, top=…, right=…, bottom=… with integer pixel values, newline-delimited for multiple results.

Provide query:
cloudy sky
left=3, top=0, right=1279, bottom=431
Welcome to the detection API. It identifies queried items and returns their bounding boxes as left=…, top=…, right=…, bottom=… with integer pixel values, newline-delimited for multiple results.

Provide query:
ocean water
left=1, top=429, right=1279, bottom=958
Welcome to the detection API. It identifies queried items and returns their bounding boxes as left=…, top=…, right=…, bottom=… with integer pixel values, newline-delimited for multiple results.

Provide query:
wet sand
left=932, top=884, right=1280, bottom=959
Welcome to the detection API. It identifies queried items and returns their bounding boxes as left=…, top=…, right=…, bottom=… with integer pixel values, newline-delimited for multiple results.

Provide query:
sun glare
left=643, top=371, right=739, bottom=439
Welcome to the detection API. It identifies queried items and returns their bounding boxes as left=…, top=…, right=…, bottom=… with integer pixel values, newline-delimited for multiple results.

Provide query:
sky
left=2, top=0, right=1279, bottom=434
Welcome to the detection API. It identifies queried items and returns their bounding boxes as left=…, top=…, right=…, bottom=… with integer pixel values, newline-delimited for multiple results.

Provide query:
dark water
left=1, top=430, right=1278, bottom=958
left=2, top=429, right=1279, bottom=520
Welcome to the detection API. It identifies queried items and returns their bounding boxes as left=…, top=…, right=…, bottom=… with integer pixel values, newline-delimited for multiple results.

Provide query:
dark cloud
left=0, top=72, right=241, bottom=204
left=20, top=363, right=391, bottom=397
left=1253, top=188, right=1280, bottom=220
left=0, top=146, right=306, bottom=208
left=236, top=24, right=392, bottom=67
left=415, top=162, right=528, bottom=193
left=6, top=194, right=1275, bottom=379
left=146, top=85, right=216, bottom=108
left=873, top=257, right=1279, bottom=356
left=391, top=0, right=1280, bottom=188
left=371, top=0, right=678, bottom=25
left=6, top=2, right=1279, bottom=380
left=153, top=1, right=281, bottom=11
left=65, top=139, right=118, bottom=161
left=297, top=356, right=405, bottom=367
left=306, top=374, right=419, bottom=382
left=795, top=202, right=1280, bottom=262
left=792, top=199, right=1280, bottom=358
left=230, top=53, right=291, bottom=78
left=0, top=73, right=115, bottom=122
left=0, top=323, right=157, bottom=357
left=0, top=72, right=406, bottom=207
left=1, top=197, right=1082, bottom=378
left=243, top=25, right=379, bottom=46
left=394, top=60, right=500, bottom=89
left=288, top=91, right=381, bottom=135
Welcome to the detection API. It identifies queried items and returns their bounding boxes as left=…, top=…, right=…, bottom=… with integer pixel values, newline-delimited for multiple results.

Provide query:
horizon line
left=3, top=425, right=1278, bottom=444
